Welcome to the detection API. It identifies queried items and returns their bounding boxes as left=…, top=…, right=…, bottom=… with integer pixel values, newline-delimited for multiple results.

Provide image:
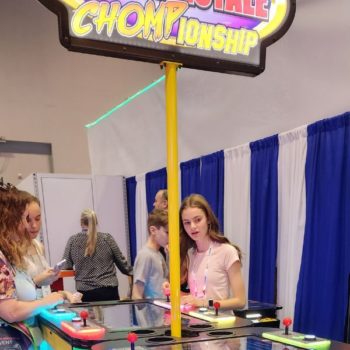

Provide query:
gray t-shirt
left=133, top=246, right=168, bottom=298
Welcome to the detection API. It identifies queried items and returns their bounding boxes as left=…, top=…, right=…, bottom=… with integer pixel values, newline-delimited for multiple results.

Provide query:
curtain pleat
left=294, top=112, right=350, bottom=341
left=249, top=135, right=279, bottom=303
left=135, top=174, right=148, bottom=252
left=224, top=144, right=251, bottom=294
left=126, top=176, right=137, bottom=264
left=277, top=126, right=307, bottom=322
left=200, top=151, right=225, bottom=231
left=180, top=158, right=201, bottom=200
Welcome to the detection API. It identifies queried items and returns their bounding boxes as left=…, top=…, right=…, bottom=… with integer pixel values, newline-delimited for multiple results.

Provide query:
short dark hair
left=147, top=209, right=168, bottom=233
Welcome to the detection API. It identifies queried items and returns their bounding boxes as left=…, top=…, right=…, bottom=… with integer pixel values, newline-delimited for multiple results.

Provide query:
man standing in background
left=153, top=190, right=168, bottom=210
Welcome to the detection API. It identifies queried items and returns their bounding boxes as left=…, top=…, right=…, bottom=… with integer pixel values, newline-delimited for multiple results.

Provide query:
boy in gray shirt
left=132, top=209, right=168, bottom=299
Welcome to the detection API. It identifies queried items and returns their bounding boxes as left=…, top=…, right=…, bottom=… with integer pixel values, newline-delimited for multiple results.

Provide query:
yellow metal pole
left=162, top=61, right=182, bottom=337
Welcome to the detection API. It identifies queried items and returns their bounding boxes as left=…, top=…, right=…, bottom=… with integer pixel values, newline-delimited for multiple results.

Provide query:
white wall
left=1, top=0, right=349, bottom=182
left=87, top=0, right=350, bottom=177
left=0, top=0, right=161, bottom=185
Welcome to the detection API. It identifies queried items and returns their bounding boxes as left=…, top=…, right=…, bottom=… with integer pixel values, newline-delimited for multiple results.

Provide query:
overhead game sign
left=38, top=0, right=295, bottom=75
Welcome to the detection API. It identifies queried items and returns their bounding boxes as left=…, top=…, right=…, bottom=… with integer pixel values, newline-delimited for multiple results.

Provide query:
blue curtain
left=249, top=135, right=279, bottom=303
left=247, top=337, right=272, bottom=350
left=294, top=112, right=350, bottom=341
left=180, top=158, right=201, bottom=200
left=145, top=168, right=167, bottom=212
left=199, top=151, right=225, bottom=232
left=126, top=176, right=137, bottom=264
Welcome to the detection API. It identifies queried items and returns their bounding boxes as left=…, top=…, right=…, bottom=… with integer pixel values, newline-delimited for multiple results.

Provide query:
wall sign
left=38, top=0, right=295, bottom=75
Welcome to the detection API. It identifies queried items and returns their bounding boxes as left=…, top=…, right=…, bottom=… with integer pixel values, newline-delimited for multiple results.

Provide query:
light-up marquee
left=38, top=0, right=295, bottom=75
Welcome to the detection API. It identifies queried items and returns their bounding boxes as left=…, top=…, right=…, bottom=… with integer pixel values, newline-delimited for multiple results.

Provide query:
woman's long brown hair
left=179, top=194, right=242, bottom=284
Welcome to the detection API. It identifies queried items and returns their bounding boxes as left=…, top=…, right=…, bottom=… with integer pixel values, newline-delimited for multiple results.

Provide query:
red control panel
left=60, top=310, right=106, bottom=340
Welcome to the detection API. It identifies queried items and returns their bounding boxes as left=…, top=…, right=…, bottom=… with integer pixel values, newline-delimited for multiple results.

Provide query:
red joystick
left=213, top=301, right=220, bottom=316
left=164, top=288, right=170, bottom=302
left=80, top=310, right=89, bottom=327
left=127, top=332, right=138, bottom=350
left=283, top=317, right=292, bottom=335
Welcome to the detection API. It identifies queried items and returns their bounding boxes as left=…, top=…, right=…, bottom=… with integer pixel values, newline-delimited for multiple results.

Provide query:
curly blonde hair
left=0, top=185, right=32, bottom=269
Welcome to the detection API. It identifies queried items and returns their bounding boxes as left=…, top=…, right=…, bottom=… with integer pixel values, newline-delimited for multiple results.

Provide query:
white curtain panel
left=135, top=174, right=149, bottom=252
left=277, top=126, right=307, bottom=323
left=224, top=144, right=251, bottom=296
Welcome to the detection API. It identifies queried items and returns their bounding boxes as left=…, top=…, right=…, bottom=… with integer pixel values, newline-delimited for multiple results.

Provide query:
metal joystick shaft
left=127, top=332, right=138, bottom=350
left=283, top=317, right=292, bottom=335
left=164, top=288, right=170, bottom=302
left=80, top=310, right=89, bottom=327
left=213, top=301, right=220, bottom=316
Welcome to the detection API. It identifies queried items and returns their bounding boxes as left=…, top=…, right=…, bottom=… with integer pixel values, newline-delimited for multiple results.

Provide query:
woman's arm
left=107, top=234, right=133, bottom=275
left=215, top=260, right=246, bottom=309
left=62, top=237, right=74, bottom=269
left=57, top=290, right=82, bottom=303
left=29, top=241, right=59, bottom=286
left=0, top=292, right=64, bottom=323
left=132, top=281, right=145, bottom=299
left=127, top=275, right=133, bottom=298
left=33, top=268, right=60, bottom=287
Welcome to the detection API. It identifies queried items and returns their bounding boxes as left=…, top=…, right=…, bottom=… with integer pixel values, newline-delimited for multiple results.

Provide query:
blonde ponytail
left=81, top=209, right=98, bottom=257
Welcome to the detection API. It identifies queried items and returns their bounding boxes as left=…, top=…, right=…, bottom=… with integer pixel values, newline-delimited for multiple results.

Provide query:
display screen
left=91, top=335, right=305, bottom=350
left=69, top=302, right=207, bottom=331
left=145, top=336, right=295, bottom=350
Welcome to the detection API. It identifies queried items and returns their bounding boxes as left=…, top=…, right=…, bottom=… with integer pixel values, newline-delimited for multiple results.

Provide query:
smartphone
left=53, top=259, right=66, bottom=272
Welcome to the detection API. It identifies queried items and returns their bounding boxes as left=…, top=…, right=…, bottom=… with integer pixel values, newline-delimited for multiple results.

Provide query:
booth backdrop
left=86, top=0, right=350, bottom=342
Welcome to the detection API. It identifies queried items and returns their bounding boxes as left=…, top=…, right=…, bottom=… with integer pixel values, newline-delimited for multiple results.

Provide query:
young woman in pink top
left=179, top=194, right=246, bottom=310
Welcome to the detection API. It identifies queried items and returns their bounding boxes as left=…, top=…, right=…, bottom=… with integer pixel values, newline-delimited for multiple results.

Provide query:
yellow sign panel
left=38, top=0, right=295, bottom=75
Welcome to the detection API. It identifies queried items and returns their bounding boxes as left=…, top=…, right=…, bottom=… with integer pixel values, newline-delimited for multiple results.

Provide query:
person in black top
left=62, top=209, right=133, bottom=302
